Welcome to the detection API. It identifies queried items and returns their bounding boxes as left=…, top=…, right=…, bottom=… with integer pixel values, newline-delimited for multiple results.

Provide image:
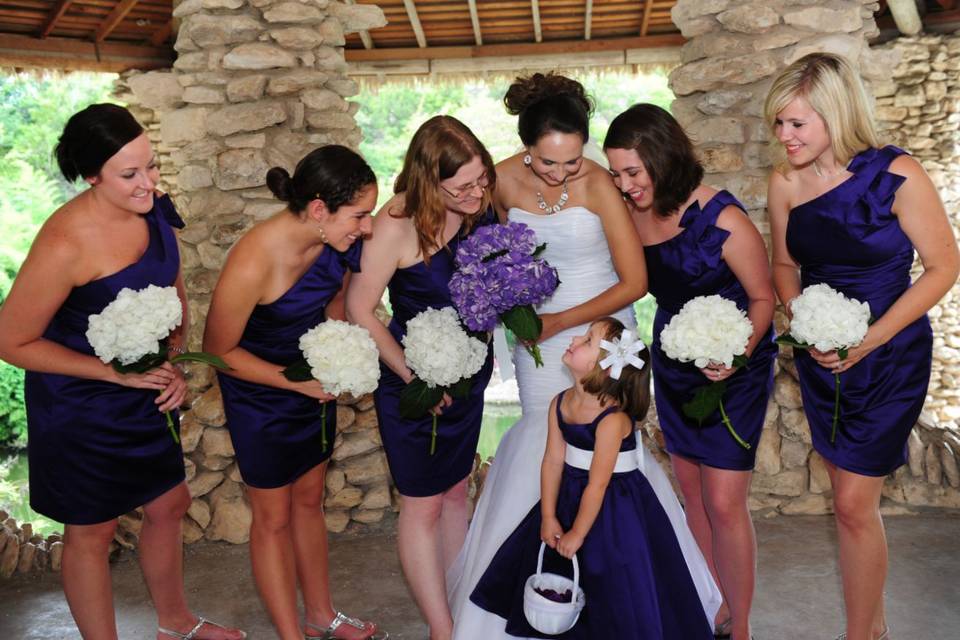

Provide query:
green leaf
left=171, top=351, right=232, bottom=371
left=775, top=334, right=811, bottom=350
left=481, top=248, right=509, bottom=263
left=681, top=381, right=728, bottom=426
left=399, top=378, right=444, bottom=419
left=448, top=376, right=473, bottom=399
left=531, top=243, right=547, bottom=257
left=281, top=359, right=314, bottom=382
left=111, top=351, right=167, bottom=375
left=501, top=305, right=542, bottom=342
left=837, top=347, right=849, bottom=360
left=733, top=354, right=750, bottom=368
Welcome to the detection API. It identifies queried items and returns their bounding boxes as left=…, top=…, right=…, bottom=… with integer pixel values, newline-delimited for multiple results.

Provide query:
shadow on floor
left=1, top=513, right=958, bottom=639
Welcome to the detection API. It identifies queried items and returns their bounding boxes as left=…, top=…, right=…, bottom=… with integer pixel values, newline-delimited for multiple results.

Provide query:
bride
left=448, top=74, right=722, bottom=638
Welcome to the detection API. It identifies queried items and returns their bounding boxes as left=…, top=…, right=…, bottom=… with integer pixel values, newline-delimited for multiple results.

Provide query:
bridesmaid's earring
left=318, top=226, right=328, bottom=243
left=523, top=154, right=532, bottom=166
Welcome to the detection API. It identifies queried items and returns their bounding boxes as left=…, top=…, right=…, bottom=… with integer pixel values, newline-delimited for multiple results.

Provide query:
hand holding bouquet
left=776, top=283, right=871, bottom=443
left=87, top=285, right=229, bottom=443
left=282, top=320, right=380, bottom=451
left=449, top=221, right=559, bottom=367
left=400, top=307, right=487, bottom=454
left=660, top=295, right=754, bottom=449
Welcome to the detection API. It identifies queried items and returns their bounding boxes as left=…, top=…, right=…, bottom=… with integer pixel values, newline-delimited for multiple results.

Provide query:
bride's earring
left=523, top=154, right=532, bottom=166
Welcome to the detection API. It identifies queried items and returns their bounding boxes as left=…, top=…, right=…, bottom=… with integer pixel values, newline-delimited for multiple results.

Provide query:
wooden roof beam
left=640, top=0, right=654, bottom=36
left=584, top=0, right=593, bottom=40
left=95, top=0, right=140, bottom=42
left=0, top=33, right=172, bottom=71
left=468, top=0, right=483, bottom=46
left=531, top=0, right=543, bottom=42
left=887, top=0, right=922, bottom=35
left=39, top=0, right=74, bottom=38
left=402, top=0, right=427, bottom=48
left=148, top=19, right=172, bottom=46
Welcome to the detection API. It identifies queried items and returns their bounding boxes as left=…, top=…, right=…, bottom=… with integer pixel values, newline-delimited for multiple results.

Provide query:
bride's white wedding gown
left=446, top=206, right=722, bottom=638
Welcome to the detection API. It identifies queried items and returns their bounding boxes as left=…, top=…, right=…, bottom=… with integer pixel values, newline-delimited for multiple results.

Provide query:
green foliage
left=0, top=363, right=26, bottom=448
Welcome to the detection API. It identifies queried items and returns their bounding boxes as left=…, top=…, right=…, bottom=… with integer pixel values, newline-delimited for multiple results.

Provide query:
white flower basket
left=523, top=542, right=585, bottom=635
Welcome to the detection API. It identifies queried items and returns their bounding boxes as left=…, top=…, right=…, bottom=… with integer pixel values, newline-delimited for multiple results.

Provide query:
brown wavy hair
left=393, top=115, right=496, bottom=264
left=580, top=317, right=651, bottom=422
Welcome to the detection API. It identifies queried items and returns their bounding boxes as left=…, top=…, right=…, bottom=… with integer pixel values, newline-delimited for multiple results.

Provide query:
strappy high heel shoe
left=834, top=628, right=890, bottom=640
left=304, top=612, right=389, bottom=640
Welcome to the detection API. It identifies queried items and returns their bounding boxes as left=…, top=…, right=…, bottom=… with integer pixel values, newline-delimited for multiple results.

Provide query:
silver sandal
left=158, top=616, right=247, bottom=640
left=714, top=617, right=732, bottom=639
left=835, top=629, right=889, bottom=640
left=304, top=611, right=388, bottom=640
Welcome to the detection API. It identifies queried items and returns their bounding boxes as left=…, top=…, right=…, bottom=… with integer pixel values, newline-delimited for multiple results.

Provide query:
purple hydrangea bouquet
left=449, top=221, right=560, bottom=367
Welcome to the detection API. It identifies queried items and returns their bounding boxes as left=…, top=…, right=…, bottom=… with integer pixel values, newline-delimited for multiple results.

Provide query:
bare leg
left=397, top=491, right=452, bottom=640
left=143, top=483, right=244, bottom=640
left=295, top=464, right=377, bottom=640
left=438, top=477, right=469, bottom=571
left=671, top=455, right=729, bottom=627
left=62, top=520, right=119, bottom=640
left=701, top=466, right=756, bottom=640
left=828, top=462, right=888, bottom=640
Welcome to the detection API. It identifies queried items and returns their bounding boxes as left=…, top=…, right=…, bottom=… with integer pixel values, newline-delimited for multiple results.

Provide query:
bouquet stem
left=526, top=344, right=544, bottom=368
left=321, top=402, right=328, bottom=452
left=718, top=398, right=750, bottom=450
left=164, top=410, right=180, bottom=444
left=430, top=413, right=438, bottom=456
left=831, top=372, right=841, bottom=445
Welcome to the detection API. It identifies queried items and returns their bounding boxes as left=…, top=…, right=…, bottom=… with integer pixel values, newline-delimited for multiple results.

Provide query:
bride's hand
left=536, top=313, right=564, bottom=344
left=540, top=517, right=563, bottom=549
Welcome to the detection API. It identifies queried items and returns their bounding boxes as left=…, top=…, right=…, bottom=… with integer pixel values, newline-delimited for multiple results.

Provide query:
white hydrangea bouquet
left=776, top=283, right=871, bottom=443
left=86, top=284, right=230, bottom=444
left=400, top=307, right=487, bottom=455
left=660, top=295, right=754, bottom=449
left=282, top=320, right=381, bottom=451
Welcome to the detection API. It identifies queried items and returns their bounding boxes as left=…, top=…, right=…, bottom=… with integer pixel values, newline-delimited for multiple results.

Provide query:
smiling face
left=605, top=147, right=655, bottom=211
left=562, top=322, right=608, bottom=379
left=86, top=133, right=159, bottom=214
left=439, top=154, right=489, bottom=216
left=774, top=95, right=833, bottom=170
left=312, top=184, right=377, bottom=251
left=527, top=131, right=584, bottom=186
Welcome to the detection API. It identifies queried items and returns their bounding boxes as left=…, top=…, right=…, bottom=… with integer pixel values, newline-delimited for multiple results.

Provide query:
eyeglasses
left=440, top=173, right=490, bottom=200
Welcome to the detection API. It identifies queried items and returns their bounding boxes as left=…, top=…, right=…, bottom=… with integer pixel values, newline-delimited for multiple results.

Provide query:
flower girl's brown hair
left=580, top=317, right=651, bottom=422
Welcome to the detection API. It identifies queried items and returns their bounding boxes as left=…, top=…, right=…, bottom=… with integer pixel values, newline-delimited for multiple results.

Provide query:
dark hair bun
left=503, top=73, right=594, bottom=146
left=266, top=166, right=294, bottom=203
left=504, top=73, right=592, bottom=117
left=55, top=103, right=144, bottom=182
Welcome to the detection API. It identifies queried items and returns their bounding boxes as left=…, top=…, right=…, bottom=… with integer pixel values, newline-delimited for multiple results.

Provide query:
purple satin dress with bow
left=786, top=145, right=932, bottom=476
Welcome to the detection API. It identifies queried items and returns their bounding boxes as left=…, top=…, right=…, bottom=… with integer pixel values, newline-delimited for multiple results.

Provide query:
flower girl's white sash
left=564, top=443, right=638, bottom=473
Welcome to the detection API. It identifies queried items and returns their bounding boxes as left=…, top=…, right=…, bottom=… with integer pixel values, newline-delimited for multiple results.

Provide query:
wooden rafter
left=38, top=0, right=74, bottom=38
left=95, top=0, right=140, bottom=42
left=345, top=0, right=374, bottom=50
left=148, top=20, right=171, bottom=46
left=0, top=32, right=172, bottom=71
left=584, top=0, right=593, bottom=40
left=402, top=0, right=427, bottom=48
left=640, top=0, right=654, bottom=36
left=531, top=0, right=543, bottom=43
left=468, top=0, right=482, bottom=46
left=935, top=0, right=957, bottom=10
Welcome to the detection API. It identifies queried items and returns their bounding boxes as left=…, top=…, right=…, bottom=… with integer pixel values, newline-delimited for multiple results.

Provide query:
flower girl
left=469, top=317, right=717, bottom=638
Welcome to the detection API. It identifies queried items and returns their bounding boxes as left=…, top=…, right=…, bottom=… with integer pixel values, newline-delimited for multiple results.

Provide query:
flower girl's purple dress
left=217, top=242, right=361, bottom=488
left=786, top=146, right=932, bottom=475
left=470, top=391, right=714, bottom=639
left=374, top=211, right=495, bottom=497
left=24, top=194, right=186, bottom=524
left=645, top=191, right=777, bottom=470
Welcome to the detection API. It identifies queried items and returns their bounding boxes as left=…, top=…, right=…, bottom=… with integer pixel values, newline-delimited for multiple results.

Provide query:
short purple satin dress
left=645, top=191, right=777, bottom=470
left=217, top=242, right=361, bottom=489
left=374, top=211, right=495, bottom=497
left=25, top=194, right=186, bottom=525
left=786, top=145, right=932, bottom=476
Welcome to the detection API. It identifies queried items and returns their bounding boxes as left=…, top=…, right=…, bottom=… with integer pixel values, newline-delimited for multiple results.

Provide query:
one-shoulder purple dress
left=374, top=212, right=495, bottom=497
left=24, top=194, right=186, bottom=525
left=645, top=191, right=777, bottom=470
left=217, top=242, right=361, bottom=489
left=786, top=146, right=932, bottom=476
left=470, top=391, right=713, bottom=639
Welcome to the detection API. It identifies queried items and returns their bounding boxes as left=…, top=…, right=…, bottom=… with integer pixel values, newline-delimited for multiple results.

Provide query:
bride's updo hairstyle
left=504, top=73, right=594, bottom=146
left=266, top=144, right=376, bottom=214
left=581, top=317, right=651, bottom=422
left=604, top=103, right=704, bottom=218
left=55, top=103, right=144, bottom=182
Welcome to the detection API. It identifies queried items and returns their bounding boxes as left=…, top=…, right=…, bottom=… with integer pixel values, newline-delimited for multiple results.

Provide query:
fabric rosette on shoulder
left=86, top=284, right=230, bottom=443
left=399, top=307, right=487, bottom=455
left=282, top=320, right=381, bottom=452
left=448, top=221, right=560, bottom=367
left=659, top=295, right=754, bottom=449
left=776, top=283, right=871, bottom=444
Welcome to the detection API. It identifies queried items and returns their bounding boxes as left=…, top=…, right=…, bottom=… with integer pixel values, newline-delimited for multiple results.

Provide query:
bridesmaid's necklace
left=537, top=180, right=569, bottom=215
left=813, top=158, right=845, bottom=178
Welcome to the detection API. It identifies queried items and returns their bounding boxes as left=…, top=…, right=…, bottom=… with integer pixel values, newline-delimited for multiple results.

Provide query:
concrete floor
left=1, top=513, right=958, bottom=639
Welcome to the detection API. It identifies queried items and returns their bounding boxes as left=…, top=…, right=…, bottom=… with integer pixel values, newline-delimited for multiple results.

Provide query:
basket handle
left=535, top=542, right=580, bottom=609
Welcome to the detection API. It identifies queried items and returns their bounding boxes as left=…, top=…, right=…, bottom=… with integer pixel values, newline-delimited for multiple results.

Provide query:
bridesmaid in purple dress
left=765, top=54, right=959, bottom=640
left=346, top=116, right=495, bottom=640
left=0, top=105, right=244, bottom=640
left=605, top=104, right=776, bottom=640
left=203, top=146, right=383, bottom=640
